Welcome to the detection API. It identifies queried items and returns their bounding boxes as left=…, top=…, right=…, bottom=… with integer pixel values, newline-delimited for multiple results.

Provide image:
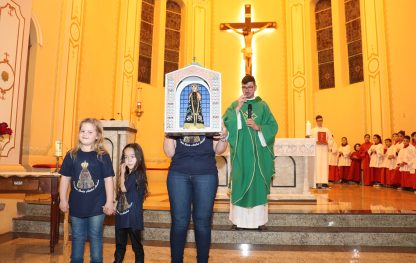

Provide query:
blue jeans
left=167, top=170, right=218, bottom=263
left=70, top=214, right=105, bottom=263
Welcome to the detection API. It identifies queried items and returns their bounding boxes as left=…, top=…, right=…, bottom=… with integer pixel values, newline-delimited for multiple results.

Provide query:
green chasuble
left=223, top=96, right=278, bottom=208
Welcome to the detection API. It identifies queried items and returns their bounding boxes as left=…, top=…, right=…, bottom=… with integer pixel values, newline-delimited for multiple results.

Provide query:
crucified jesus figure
left=223, top=22, right=272, bottom=75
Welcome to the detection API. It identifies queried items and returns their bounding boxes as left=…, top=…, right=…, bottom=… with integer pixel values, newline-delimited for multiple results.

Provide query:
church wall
left=23, top=0, right=121, bottom=166
left=313, top=85, right=366, bottom=145
left=309, top=0, right=367, bottom=146
left=76, top=1, right=120, bottom=120
left=20, top=0, right=415, bottom=170
left=22, top=1, right=66, bottom=165
left=311, top=0, right=415, bottom=145
left=135, top=0, right=183, bottom=168
left=384, top=0, right=416, bottom=135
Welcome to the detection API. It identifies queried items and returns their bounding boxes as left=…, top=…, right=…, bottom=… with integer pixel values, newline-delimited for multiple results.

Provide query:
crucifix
left=220, top=4, right=277, bottom=75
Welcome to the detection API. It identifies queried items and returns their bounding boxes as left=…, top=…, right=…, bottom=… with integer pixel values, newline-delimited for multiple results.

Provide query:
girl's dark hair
left=354, top=143, right=361, bottom=151
left=119, top=143, right=149, bottom=199
left=373, top=134, right=382, bottom=144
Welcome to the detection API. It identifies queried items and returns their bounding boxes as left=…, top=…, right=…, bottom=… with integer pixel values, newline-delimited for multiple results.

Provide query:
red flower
left=0, top=122, right=13, bottom=136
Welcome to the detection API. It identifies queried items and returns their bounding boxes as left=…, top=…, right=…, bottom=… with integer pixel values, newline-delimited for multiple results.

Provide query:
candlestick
left=55, top=140, right=62, bottom=157
left=306, top=120, right=311, bottom=137
left=55, top=140, right=62, bottom=172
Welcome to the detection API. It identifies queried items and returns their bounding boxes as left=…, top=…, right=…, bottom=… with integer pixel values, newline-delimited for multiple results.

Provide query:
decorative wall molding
left=0, top=0, right=31, bottom=164
left=60, top=0, right=84, bottom=150
left=30, top=11, right=43, bottom=47
left=286, top=0, right=310, bottom=137
left=114, top=0, right=141, bottom=122
left=361, top=0, right=391, bottom=138
left=192, top=0, right=210, bottom=67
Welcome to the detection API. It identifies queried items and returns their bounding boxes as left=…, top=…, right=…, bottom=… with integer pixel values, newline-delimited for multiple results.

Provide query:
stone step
left=19, top=202, right=416, bottom=228
left=144, top=210, right=416, bottom=228
left=13, top=216, right=416, bottom=247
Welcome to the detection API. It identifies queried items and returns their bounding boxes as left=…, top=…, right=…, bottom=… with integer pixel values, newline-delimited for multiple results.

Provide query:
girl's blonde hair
left=71, top=118, right=107, bottom=157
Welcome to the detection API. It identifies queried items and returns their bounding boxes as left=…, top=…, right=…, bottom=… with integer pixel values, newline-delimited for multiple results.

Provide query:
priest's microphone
left=248, top=104, right=252, bottom=119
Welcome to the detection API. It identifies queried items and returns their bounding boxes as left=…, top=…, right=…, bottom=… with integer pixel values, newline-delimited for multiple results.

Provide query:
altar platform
left=3, top=169, right=416, bottom=248
left=141, top=170, right=416, bottom=214
left=9, top=169, right=416, bottom=214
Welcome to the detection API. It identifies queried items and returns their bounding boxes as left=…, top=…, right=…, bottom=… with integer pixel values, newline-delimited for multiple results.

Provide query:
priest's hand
left=246, top=118, right=260, bottom=131
left=235, top=95, right=247, bottom=112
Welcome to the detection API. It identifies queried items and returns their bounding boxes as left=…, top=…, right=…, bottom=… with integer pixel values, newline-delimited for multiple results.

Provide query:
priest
left=223, top=75, right=278, bottom=229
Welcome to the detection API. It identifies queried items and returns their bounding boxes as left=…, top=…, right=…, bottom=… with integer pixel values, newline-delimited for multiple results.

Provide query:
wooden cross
left=220, top=4, right=277, bottom=75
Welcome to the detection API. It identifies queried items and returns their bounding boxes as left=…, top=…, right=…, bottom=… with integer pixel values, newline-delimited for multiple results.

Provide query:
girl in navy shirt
left=114, top=143, right=148, bottom=263
left=59, top=118, right=115, bottom=263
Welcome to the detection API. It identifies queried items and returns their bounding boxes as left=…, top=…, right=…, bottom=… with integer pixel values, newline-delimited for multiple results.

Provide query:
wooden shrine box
left=164, top=63, right=222, bottom=136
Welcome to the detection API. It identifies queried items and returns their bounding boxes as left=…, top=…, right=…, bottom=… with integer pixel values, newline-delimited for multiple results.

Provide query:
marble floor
left=141, top=170, right=416, bottom=214
left=0, top=237, right=415, bottom=263
left=20, top=170, right=416, bottom=214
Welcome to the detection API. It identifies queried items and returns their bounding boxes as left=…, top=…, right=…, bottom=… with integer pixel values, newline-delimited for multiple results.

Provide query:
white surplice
left=338, top=144, right=351, bottom=167
left=310, top=127, right=333, bottom=186
left=328, top=141, right=338, bottom=166
left=397, top=145, right=416, bottom=172
left=382, top=146, right=396, bottom=170
left=368, top=144, right=384, bottom=168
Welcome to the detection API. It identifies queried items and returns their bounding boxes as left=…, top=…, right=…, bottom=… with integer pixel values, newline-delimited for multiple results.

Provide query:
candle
left=55, top=140, right=63, bottom=157
left=306, top=121, right=311, bottom=137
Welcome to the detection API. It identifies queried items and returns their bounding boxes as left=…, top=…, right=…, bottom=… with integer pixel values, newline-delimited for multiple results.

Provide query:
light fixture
left=135, top=101, right=144, bottom=118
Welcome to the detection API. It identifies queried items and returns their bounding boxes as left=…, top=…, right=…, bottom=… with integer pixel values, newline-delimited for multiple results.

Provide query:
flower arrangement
left=0, top=122, right=13, bottom=137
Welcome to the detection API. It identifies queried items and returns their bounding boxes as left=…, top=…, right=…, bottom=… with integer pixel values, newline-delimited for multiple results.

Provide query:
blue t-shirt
left=60, top=150, right=115, bottom=217
left=115, top=171, right=145, bottom=230
left=169, top=136, right=218, bottom=175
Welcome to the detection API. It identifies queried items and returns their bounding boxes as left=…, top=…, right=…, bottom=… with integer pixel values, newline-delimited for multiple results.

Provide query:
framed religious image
left=317, top=131, right=327, bottom=144
left=164, top=63, right=222, bottom=136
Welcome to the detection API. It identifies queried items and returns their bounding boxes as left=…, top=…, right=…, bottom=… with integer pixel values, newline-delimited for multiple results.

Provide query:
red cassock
left=390, top=168, right=402, bottom=186
left=359, top=142, right=373, bottom=186
left=384, top=168, right=393, bottom=185
left=348, top=152, right=362, bottom=183
left=400, top=171, right=414, bottom=188
left=379, top=148, right=388, bottom=185
left=369, top=167, right=383, bottom=183
left=328, top=165, right=338, bottom=181
left=338, top=166, right=350, bottom=181
left=412, top=173, right=416, bottom=189
left=380, top=168, right=387, bottom=185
